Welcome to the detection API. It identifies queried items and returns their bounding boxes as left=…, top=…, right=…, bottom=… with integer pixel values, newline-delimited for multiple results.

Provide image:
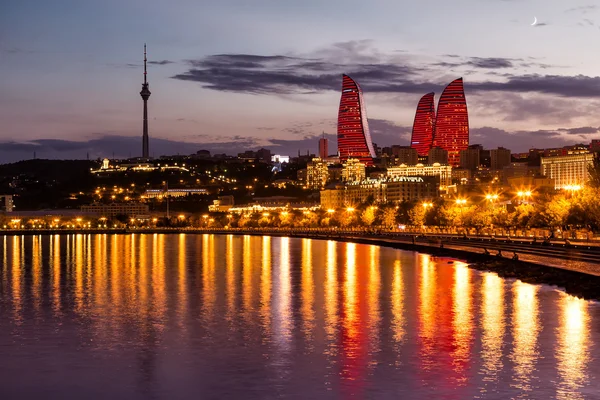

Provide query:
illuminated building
left=319, top=176, right=439, bottom=209
left=344, top=179, right=386, bottom=206
left=342, top=158, right=366, bottom=183
left=81, top=203, right=149, bottom=217
left=410, top=92, right=436, bottom=156
left=320, top=185, right=345, bottom=210
left=386, top=176, right=440, bottom=202
left=144, top=188, right=208, bottom=199
left=540, top=153, right=594, bottom=189
left=271, top=155, right=290, bottom=163
left=337, top=74, right=376, bottom=165
left=306, top=158, right=329, bottom=189
left=387, top=163, right=452, bottom=189
left=432, top=78, right=469, bottom=167
left=0, top=195, right=14, bottom=212
left=208, top=195, right=234, bottom=212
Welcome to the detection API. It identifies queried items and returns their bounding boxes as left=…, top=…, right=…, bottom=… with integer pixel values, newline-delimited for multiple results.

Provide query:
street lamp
left=422, top=202, right=433, bottom=209
left=327, top=209, right=335, bottom=214
left=346, top=207, right=355, bottom=213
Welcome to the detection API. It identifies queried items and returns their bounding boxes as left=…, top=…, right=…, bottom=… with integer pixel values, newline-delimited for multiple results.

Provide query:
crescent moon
left=531, top=16, right=537, bottom=26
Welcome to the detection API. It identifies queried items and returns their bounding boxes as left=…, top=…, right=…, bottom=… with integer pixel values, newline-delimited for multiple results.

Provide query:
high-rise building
left=342, top=158, right=366, bottom=183
left=460, top=144, right=482, bottom=171
left=306, top=158, right=329, bottom=189
left=540, top=153, right=594, bottom=189
left=318, top=135, right=329, bottom=159
left=432, top=78, right=469, bottom=167
left=490, top=147, right=512, bottom=170
left=140, top=44, right=151, bottom=159
left=392, top=146, right=418, bottom=165
left=428, top=146, right=448, bottom=165
left=337, top=74, right=376, bottom=166
left=410, top=92, right=436, bottom=156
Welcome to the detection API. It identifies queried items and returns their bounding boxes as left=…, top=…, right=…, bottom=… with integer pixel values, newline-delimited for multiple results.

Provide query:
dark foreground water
left=0, top=234, right=598, bottom=399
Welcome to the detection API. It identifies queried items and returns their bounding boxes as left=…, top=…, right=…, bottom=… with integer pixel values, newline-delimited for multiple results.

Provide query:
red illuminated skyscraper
left=410, top=92, right=436, bottom=157
left=432, top=78, right=469, bottom=167
left=337, top=74, right=376, bottom=165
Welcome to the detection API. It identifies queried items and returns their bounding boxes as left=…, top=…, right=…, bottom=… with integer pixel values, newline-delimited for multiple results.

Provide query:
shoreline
left=2, top=228, right=600, bottom=301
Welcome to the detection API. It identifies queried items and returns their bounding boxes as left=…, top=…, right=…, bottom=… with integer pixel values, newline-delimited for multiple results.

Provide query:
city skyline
left=3, top=0, right=600, bottom=162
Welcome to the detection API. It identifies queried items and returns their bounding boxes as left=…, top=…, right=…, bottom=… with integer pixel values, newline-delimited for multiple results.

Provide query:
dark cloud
left=467, top=57, right=514, bottom=69
left=558, top=126, right=600, bottom=135
left=148, top=60, right=175, bottom=65
left=566, top=5, right=597, bottom=13
left=172, top=43, right=595, bottom=98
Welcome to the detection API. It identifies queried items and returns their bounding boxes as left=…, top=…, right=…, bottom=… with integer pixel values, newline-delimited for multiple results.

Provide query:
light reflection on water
left=0, top=234, right=598, bottom=399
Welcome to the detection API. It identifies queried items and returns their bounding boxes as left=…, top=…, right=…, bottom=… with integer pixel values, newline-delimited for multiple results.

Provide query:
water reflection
left=511, top=281, right=540, bottom=396
left=0, top=234, right=598, bottom=400
left=479, top=272, right=505, bottom=393
left=556, top=295, right=590, bottom=400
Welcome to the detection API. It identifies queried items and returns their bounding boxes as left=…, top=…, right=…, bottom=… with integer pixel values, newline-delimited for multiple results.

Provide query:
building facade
left=428, top=146, right=448, bottom=165
left=81, top=203, right=149, bottom=217
left=410, top=92, right=436, bottom=156
left=337, top=74, right=376, bottom=165
left=342, top=158, right=366, bottom=183
left=318, top=137, right=329, bottom=159
left=392, top=146, right=418, bottom=165
left=490, top=147, right=512, bottom=171
left=144, top=189, right=208, bottom=199
left=459, top=144, right=481, bottom=171
left=386, top=163, right=452, bottom=188
left=0, top=195, right=13, bottom=212
left=540, top=153, right=594, bottom=189
left=432, top=78, right=469, bottom=167
left=306, top=158, right=329, bottom=189
left=386, top=176, right=440, bottom=203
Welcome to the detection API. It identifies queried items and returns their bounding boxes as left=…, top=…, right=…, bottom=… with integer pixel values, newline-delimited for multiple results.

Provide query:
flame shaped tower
left=410, top=92, right=436, bottom=157
left=140, top=44, right=151, bottom=159
left=337, top=74, right=376, bottom=165
left=432, top=78, right=469, bottom=167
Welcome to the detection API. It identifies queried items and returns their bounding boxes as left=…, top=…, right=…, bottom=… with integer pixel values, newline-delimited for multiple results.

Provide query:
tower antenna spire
left=143, top=43, right=147, bottom=84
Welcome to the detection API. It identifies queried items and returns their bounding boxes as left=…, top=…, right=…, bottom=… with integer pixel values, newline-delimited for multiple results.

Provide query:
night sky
left=2, top=0, right=600, bottom=162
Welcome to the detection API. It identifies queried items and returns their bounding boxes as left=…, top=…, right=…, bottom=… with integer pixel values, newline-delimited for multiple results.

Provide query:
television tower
left=140, top=44, right=151, bottom=159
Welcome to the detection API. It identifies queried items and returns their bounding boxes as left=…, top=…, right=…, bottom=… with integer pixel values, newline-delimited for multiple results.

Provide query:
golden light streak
left=31, top=235, right=42, bottom=312
left=177, top=233, right=188, bottom=327
left=451, top=262, right=473, bottom=383
left=259, top=236, right=271, bottom=336
left=242, top=235, right=253, bottom=315
left=324, top=240, right=338, bottom=341
left=556, top=295, right=590, bottom=400
left=74, top=234, right=84, bottom=313
left=479, top=272, right=505, bottom=389
left=12, top=236, right=23, bottom=323
left=367, top=245, right=381, bottom=354
left=301, top=238, right=315, bottom=342
left=202, top=234, right=216, bottom=317
left=391, top=260, right=405, bottom=345
left=226, top=235, right=236, bottom=318
left=51, top=235, right=61, bottom=315
left=511, top=281, right=540, bottom=394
